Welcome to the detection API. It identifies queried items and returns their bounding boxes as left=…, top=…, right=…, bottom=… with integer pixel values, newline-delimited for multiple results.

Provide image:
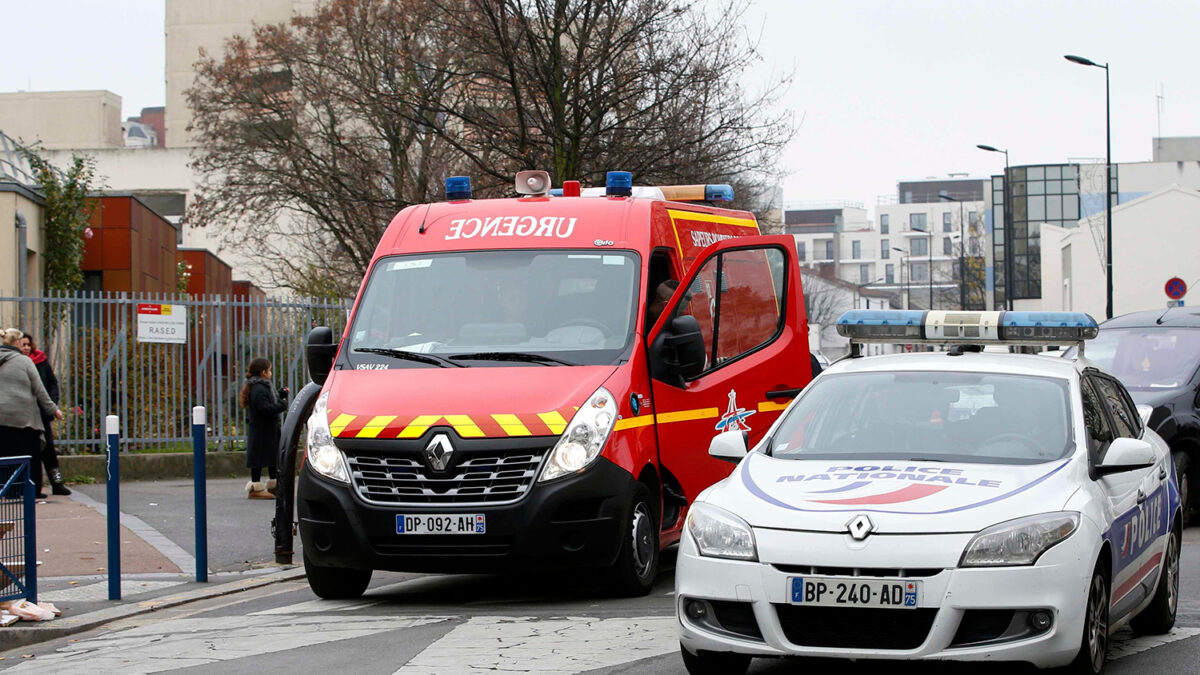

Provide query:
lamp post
left=939, top=193, right=967, bottom=309
left=1065, top=54, right=1113, bottom=319
left=892, top=247, right=909, bottom=309
left=911, top=226, right=934, bottom=309
left=977, top=144, right=1012, bottom=310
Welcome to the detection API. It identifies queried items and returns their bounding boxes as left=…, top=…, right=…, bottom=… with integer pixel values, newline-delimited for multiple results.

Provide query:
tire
left=1173, top=451, right=1191, bottom=528
left=680, top=646, right=751, bottom=675
left=1060, top=565, right=1109, bottom=675
left=1131, top=528, right=1180, bottom=635
left=304, top=554, right=372, bottom=599
left=607, top=483, right=659, bottom=597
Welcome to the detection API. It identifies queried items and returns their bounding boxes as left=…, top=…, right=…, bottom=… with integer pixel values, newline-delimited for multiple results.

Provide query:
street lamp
left=939, top=192, right=967, bottom=309
left=911, top=225, right=934, bottom=309
left=892, top=247, right=909, bottom=309
left=977, top=144, right=1013, bottom=310
left=1065, top=54, right=1113, bottom=319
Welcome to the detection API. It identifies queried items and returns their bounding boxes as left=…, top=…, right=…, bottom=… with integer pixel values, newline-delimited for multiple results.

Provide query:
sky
left=4, top=1, right=1198, bottom=215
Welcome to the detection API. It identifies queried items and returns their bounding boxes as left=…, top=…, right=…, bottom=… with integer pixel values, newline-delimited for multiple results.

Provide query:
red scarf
left=30, top=349, right=47, bottom=365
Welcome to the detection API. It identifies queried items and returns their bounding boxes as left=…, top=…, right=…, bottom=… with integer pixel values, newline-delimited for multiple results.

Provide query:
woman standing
left=0, top=329, right=62, bottom=490
left=19, top=332, right=70, bottom=496
left=239, top=358, right=288, bottom=499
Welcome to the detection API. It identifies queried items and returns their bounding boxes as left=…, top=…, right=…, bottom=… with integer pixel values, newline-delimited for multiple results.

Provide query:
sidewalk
left=2, top=478, right=306, bottom=648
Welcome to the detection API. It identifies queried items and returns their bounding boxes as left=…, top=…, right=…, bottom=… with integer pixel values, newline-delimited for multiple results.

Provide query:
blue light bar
left=445, top=176, right=473, bottom=201
left=1000, top=312, right=1099, bottom=341
left=834, top=309, right=1098, bottom=345
left=835, top=310, right=926, bottom=340
left=606, top=171, right=633, bottom=197
left=705, top=184, right=735, bottom=202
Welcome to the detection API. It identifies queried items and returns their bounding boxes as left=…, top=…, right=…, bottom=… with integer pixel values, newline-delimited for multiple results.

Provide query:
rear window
left=769, top=371, right=1073, bottom=465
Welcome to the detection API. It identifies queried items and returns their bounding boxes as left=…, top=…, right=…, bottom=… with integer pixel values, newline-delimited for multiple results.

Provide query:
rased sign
left=136, top=304, right=187, bottom=344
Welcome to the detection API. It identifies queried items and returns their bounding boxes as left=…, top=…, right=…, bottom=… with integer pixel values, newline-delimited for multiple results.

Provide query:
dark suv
left=1070, top=307, right=1200, bottom=525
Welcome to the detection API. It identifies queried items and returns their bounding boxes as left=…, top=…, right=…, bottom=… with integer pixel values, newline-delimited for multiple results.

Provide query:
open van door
left=648, top=235, right=810, bottom=512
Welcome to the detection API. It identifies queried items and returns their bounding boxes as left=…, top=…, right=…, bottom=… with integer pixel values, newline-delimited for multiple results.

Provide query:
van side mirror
left=1096, top=437, right=1156, bottom=476
left=306, top=326, right=338, bottom=385
left=709, top=430, right=749, bottom=463
left=663, top=314, right=706, bottom=377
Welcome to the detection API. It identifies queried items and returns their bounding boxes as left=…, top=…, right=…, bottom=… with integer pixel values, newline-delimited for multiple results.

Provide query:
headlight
left=959, top=512, right=1079, bottom=567
left=539, top=386, right=617, bottom=482
left=686, top=502, right=758, bottom=561
left=306, top=391, right=350, bottom=484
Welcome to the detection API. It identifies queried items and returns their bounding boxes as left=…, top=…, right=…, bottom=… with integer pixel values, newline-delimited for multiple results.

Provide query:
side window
left=1080, top=377, right=1114, bottom=462
left=1093, top=376, right=1139, bottom=439
left=670, top=246, right=787, bottom=376
left=644, top=250, right=679, bottom=329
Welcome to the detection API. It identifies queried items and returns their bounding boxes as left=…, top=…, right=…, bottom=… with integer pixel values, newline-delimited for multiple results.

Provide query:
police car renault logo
left=425, top=434, right=454, bottom=472
left=846, top=514, right=874, bottom=540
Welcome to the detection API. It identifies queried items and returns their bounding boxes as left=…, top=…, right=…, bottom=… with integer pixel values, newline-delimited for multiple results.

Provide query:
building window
left=911, top=237, right=928, bottom=257
left=881, top=240, right=889, bottom=259
left=859, top=264, right=870, bottom=284
left=880, top=214, right=889, bottom=234
left=885, top=264, right=894, bottom=284
left=910, top=213, right=927, bottom=231
left=943, top=237, right=952, bottom=256
left=911, top=262, right=929, bottom=282
left=851, top=240, right=861, bottom=259
left=796, top=241, right=805, bottom=261
left=943, top=211, right=952, bottom=232
left=999, top=163, right=1087, bottom=303
left=824, top=240, right=833, bottom=260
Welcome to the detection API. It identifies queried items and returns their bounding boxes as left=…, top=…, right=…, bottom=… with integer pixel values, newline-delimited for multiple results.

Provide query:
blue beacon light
left=606, top=171, right=633, bottom=197
left=445, top=176, right=473, bottom=201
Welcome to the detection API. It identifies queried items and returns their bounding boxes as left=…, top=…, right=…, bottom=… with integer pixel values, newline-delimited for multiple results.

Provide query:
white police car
left=676, top=310, right=1182, bottom=675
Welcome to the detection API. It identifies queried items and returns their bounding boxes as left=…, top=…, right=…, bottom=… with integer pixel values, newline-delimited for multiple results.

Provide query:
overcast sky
left=5, top=1, right=1198, bottom=214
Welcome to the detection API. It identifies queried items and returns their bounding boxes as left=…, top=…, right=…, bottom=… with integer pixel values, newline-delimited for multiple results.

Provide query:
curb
left=0, top=566, right=307, bottom=651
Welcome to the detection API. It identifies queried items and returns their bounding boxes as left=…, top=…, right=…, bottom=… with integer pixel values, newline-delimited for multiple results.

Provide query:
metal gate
left=0, top=291, right=348, bottom=451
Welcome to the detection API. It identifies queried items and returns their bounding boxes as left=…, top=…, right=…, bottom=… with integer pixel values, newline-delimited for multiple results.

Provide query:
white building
left=801, top=270, right=893, bottom=359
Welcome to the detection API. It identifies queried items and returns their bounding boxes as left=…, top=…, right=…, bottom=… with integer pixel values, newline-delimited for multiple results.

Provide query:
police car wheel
left=1131, top=528, right=1180, bottom=635
left=1063, top=566, right=1109, bottom=674
left=1173, top=451, right=1191, bottom=528
left=679, top=646, right=750, bottom=675
left=304, top=554, right=372, bottom=600
left=607, top=483, right=658, bottom=596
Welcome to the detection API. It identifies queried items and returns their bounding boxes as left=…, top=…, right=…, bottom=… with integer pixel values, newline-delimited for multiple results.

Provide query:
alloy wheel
left=1086, top=573, right=1109, bottom=672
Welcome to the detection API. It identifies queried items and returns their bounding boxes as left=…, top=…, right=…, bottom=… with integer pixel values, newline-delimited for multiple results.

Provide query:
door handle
left=766, top=387, right=803, bottom=400
left=1137, top=490, right=1147, bottom=504
left=1159, top=466, right=1168, bottom=481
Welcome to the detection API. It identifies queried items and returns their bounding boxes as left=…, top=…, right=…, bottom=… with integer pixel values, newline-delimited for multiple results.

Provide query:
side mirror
left=663, top=314, right=707, bottom=379
left=709, top=430, right=749, bottom=463
left=306, top=326, right=338, bottom=385
left=1096, top=437, right=1156, bottom=476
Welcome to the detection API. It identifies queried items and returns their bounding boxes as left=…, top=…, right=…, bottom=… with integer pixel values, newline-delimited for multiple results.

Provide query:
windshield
left=770, top=371, right=1073, bottom=465
left=346, top=250, right=639, bottom=367
left=1084, top=327, right=1200, bottom=390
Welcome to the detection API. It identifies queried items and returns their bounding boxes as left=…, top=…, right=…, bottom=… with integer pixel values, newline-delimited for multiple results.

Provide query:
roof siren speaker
left=515, top=170, right=552, bottom=197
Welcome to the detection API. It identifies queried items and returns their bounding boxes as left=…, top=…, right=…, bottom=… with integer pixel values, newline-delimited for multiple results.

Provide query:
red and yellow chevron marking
left=329, top=407, right=578, bottom=439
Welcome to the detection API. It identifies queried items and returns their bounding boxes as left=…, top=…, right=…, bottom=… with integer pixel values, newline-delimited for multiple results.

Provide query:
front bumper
left=676, top=527, right=1095, bottom=668
left=298, top=455, right=635, bottom=573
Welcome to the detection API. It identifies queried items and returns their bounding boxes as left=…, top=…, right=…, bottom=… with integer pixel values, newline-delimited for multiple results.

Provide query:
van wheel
left=680, top=646, right=750, bottom=675
left=608, top=483, right=658, bottom=596
left=1131, top=528, right=1180, bottom=635
left=304, top=554, right=372, bottom=599
left=1173, top=451, right=1191, bottom=528
left=1060, top=565, right=1108, bottom=674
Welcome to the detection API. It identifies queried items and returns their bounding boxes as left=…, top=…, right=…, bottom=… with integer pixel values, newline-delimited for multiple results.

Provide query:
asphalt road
left=4, top=531, right=1200, bottom=673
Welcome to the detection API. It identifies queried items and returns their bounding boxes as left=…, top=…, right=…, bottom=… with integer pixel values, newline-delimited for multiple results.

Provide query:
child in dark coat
left=240, top=358, right=288, bottom=499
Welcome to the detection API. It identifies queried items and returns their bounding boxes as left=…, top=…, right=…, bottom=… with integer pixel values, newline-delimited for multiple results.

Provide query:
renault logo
left=846, top=514, right=874, bottom=541
left=424, top=434, right=455, bottom=472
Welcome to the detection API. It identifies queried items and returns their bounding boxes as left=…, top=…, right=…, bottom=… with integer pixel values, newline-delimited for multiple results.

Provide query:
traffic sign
left=1165, top=277, right=1188, bottom=300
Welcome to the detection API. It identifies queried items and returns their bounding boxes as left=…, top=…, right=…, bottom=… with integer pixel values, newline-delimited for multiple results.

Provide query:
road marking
left=394, top=615, right=677, bottom=675
left=1109, top=627, right=1200, bottom=660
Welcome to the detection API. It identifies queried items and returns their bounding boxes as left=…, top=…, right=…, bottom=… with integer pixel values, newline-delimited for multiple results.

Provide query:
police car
left=676, top=310, right=1182, bottom=675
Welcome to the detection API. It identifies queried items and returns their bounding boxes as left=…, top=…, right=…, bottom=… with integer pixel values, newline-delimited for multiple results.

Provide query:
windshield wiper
left=449, top=351, right=576, bottom=366
left=353, top=347, right=466, bottom=368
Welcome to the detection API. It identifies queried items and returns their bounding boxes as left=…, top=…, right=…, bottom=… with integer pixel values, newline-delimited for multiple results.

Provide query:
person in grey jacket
left=0, top=328, right=62, bottom=468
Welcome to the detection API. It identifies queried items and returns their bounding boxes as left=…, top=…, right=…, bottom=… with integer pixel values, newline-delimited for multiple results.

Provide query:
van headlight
left=539, top=387, right=617, bottom=482
left=959, top=512, right=1079, bottom=567
left=686, top=502, right=758, bottom=561
left=306, top=391, right=350, bottom=484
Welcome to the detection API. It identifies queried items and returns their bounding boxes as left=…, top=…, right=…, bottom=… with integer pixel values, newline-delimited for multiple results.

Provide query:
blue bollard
left=22, top=456, right=37, bottom=604
left=192, top=406, right=208, bottom=583
left=105, top=415, right=121, bottom=600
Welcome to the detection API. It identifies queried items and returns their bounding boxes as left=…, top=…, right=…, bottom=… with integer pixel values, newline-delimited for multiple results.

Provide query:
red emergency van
left=298, top=172, right=812, bottom=597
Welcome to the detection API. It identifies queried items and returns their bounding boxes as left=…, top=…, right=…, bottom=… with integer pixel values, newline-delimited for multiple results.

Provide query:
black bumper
left=297, top=456, right=635, bottom=573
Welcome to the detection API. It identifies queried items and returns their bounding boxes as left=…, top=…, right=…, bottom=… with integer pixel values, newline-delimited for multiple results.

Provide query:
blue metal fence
left=0, top=457, right=37, bottom=604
